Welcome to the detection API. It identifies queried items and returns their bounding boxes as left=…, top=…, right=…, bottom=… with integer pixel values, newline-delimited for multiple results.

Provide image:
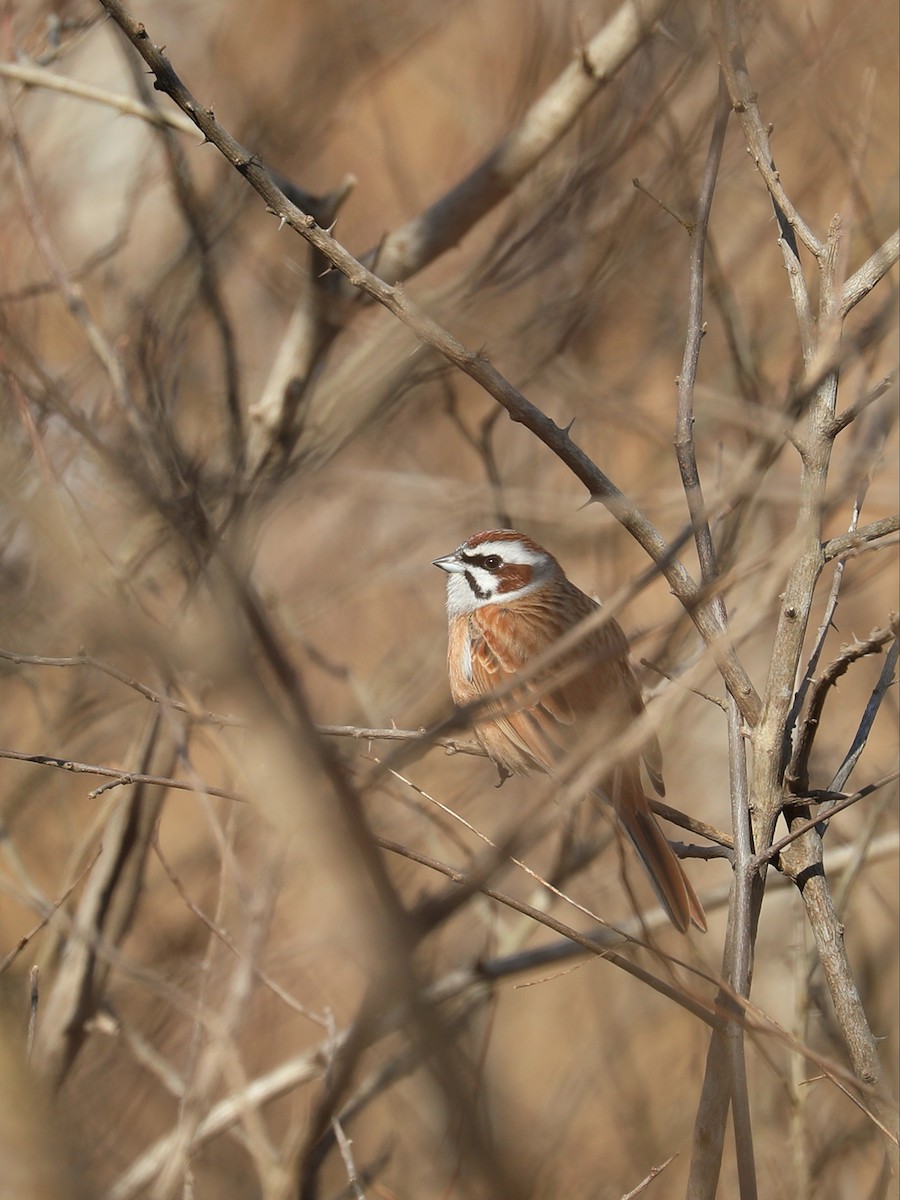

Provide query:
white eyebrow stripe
left=463, top=541, right=543, bottom=566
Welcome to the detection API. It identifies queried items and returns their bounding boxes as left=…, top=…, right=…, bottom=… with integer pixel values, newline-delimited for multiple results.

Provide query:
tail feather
left=612, top=773, right=707, bottom=933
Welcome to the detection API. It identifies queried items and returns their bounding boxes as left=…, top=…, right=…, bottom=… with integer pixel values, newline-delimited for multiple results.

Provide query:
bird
left=433, top=529, right=706, bottom=933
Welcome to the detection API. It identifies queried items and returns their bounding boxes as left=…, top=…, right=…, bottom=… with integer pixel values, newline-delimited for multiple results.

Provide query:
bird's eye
left=482, top=555, right=502, bottom=570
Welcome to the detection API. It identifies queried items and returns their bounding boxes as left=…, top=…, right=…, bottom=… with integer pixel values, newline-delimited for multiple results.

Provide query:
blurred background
left=0, top=0, right=897, bottom=1197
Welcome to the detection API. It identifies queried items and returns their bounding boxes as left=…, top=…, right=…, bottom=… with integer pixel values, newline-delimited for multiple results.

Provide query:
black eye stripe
left=464, top=570, right=490, bottom=600
left=461, top=552, right=503, bottom=570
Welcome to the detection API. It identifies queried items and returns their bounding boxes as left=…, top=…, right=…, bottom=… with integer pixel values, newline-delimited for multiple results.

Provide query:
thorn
left=560, top=416, right=576, bottom=436
left=278, top=216, right=286, bottom=232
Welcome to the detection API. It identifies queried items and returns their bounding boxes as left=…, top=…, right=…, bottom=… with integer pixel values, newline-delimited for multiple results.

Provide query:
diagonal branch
left=840, top=229, right=900, bottom=316
left=822, top=515, right=900, bottom=561
left=787, top=624, right=897, bottom=797
left=339, top=0, right=675, bottom=288
left=713, top=0, right=821, bottom=259
left=30, top=715, right=169, bottom=1087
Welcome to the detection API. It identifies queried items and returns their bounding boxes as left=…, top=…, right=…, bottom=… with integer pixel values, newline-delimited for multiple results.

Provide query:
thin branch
left=712, top=1, right=822, bottom=259
left=672, top=68, right=758, bottom=1200
left=31, top=715, right=168, bottom=1086
left=639, top=657, right=727, bottom=711
left=0, top=58, right=200, bottom=136
left=0, top=747, right=245, bottom=802
left=777, top=785, right=899, bottom=1106
left=152, top=833, right=329, bottom=1028
left=620, top=1153, right=679, bottom=1199
left=840, top=229, right=900, bottom=316
left=337, top=0, right=676, bottom=289
left=0, top=76, right=135, bottom=418
left=316, top=724, right=484, bottom=756
left=828, top=371, right=896, bottom=437
left=674, top=73, right=731, bottom=585
left=382, top=833, right=720, bottom=1023
left=0, top=847, right=101, bottom=974
left=648, top=800, right=733, bottom=851
left=822, top=516, right=900, bottom=561
left=749, top=771, right=900, bottom=870
left=830, top=636, right=899, bottom=792
left=331, top=1118, right=367, bottom=1200
left=0, top=732, right=733, bottom=855
left=120, top=45, right=244, bottom=473
left=0, top=646, right=243, bottom=726
left=787, top=625, right=897, bottom=796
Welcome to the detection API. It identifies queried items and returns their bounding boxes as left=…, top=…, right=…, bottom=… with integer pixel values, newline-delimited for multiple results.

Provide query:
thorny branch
left=671, top=71, right=758, bottom=1200
left=787, top=623, right=897, bottom=797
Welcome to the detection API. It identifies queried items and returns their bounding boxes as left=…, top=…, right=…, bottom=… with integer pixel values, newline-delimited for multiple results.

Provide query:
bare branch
left=316, top=723, right=484, bottom=756
left=712, top=0, right=822, bottom=259
left=822, top=516, right=900, bottom=561
left=831, top=636, right=899, bottom=792
left=344, top=0, right=676, bottom=288
left=750, top=771, right=900, bottom=869
left=620, top=1153, right=679, bottom=1199
left=671, top=66, right=758, bottom=1199
left=31, top=716, right=168, bottom=1086
left=0, top=58, right=200, bottom=136
left=0, top=747, right=245, bottom=803
left=788, top=624, right=897, bottom=796
left=152, top=834, right=329, bottom=1028
left=0, top=77, right=134, bottom=417
left=840, top=229, right=900, bottom=316
left=0, top=646, right=243, bottom=726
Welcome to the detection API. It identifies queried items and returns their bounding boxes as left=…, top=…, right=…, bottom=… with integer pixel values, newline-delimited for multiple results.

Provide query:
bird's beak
left=432, top=552, right=465, bottom=573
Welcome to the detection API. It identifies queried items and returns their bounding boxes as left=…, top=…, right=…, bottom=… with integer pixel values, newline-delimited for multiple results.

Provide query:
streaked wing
left=468, top=589, right=636, bottom=774
left=467, top=618, right=562, bottom=770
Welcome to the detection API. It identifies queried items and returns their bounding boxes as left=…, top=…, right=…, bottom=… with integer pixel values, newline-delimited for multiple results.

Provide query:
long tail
left=610, top=769, right=707, bottom=933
